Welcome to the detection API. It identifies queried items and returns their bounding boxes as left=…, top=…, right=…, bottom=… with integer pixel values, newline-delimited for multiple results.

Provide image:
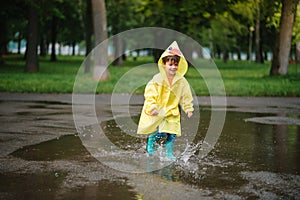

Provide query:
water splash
left=179, top=141, right=202, bottom=164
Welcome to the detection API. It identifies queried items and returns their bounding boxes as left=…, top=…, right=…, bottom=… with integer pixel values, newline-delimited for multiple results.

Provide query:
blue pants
left=146, top=131, right=176, bottom=155
left=153, top=132, right=176, bottom=143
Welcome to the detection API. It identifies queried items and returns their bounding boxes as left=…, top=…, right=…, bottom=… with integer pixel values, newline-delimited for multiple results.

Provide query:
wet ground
left=0, top=93, right=300, bottom=199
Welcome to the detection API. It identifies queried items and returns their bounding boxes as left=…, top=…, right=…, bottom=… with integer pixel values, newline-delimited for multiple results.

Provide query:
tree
left=50, top=15, right=58, bottom=62
left=209, top=11, right=245, bottom=63
left=107, top=0, right=129, bottom=66
left=106, top=0, right=143, bottom=66
left=0, top=5, right=8, bottom=64
left=270, top=0, right=299, bottom=75
left=230, top=0, right=265, bottom=62
left=92, top=0, right=110, bottom=81
left=183, top=0, right=249, bottom=62
left=84, top=0, right=93, bottom=73
left=295, top=2, right=300, bottom=64
left=254, top=0, right=264, bottom=63
left=2, top=0, right=86, bottom=63
left=59, top=0, right=85, bottom=55
left=25, top=1, right=39, bottom=72
left=0, top=0, right=27, bottom=64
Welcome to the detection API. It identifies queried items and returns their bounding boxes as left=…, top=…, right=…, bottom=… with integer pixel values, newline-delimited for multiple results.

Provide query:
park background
left=0, top=0, right=300, bottom=96
left=1, top=1, right=300, bottom=199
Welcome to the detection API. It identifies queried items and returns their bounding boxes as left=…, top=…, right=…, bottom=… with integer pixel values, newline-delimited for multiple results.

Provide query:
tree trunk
left=58, top=43, right=62, bottom=55
left=255, top=9, right=264, bottom=63
left=72, top=42, right=76, bottom=55
left=84, top=0, right=93, bottom=73
left=209, top=28, right=214, bottom=59
left=91, top=0, right=110, bottom=81
left=40, top=33, right=47, bottom=56
left=237, top=38, right=242, bottom=60
left=216, top=46, right=221, bottom=59
left=17, top=33, right=21, bottom=54
left=264, top=51, right=268, bottom=61
left=237, top=49, right=241, bottom=60
left=296, top=2, right=300, bottom=64
left=223, top=49, right=228, bottom=63
left=0, top=20, right=7, bottom=64
left=122, top=39, right=126, bottom=61
left=113, top=35, right=123, bottom=66
left=248, top=27, right=254, bottom=62
left=297, top=42, right=300, bottom=64
left=50, top=16, right=57, bottom=62
left=25, top=3, right=39, bottom=72
left=270, top=0, right=297, bottom=75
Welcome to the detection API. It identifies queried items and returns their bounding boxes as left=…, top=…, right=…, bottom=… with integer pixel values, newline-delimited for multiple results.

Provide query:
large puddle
left=8, top=109, right=300, bottom=199
left=12, top=135, right=91, bottom=161
left=0, top=171, right=137, bottom=200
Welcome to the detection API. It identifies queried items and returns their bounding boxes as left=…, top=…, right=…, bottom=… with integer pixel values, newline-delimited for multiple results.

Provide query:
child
left=137, top=41, right=194, bottom=160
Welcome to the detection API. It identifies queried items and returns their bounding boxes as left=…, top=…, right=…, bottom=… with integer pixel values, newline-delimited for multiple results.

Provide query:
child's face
left=164, top=60, right=178, bottom=77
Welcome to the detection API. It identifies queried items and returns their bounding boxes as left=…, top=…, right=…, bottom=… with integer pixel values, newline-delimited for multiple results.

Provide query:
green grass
left=0, top=54, right=300, bottom=96
left=215, top=60, right=300, bottom=96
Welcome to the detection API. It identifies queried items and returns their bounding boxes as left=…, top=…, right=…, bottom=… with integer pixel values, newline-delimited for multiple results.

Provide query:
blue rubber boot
left=146, top=133, right=157, bottom=155
left=165, top=140, right=176, bottom=161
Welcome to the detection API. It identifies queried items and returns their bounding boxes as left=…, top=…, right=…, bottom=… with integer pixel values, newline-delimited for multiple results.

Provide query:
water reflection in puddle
left=11, top=135, right=93, bottom=162
left=8, top=135, right=139, bottom=199
left=10, top=110, right=300, bottom=199
left=102, top=111, right=300, bottom=173
left=0, top=172, right=137, bottom=200
left=101, top=110, right=300, bottom=198
left=58, top=179, right=137, bottom=200
left=0, top=172, right=66, bottom=199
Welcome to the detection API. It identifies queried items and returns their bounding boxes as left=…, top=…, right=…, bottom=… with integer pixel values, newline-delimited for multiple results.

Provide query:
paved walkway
left=1, top=92, right=300, bottom=108
left=0, top=92, right=299, bottom=156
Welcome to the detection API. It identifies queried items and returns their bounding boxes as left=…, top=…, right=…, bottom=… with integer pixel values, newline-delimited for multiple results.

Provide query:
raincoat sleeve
left=143, top=80, right=158, bottom=115
left=180, top=78, right=194, bottom=114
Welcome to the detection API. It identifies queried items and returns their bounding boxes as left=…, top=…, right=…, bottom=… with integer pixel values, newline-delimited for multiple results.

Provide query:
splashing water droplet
left=180, top=142, right=202, bottom=164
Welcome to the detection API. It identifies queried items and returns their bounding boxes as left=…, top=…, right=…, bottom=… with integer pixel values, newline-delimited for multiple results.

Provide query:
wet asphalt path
left=0, top=93, right=299, bottom=199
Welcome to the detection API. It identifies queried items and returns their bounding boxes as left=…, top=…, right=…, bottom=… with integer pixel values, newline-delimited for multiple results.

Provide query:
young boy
left=137, top=41, right=194, bottom=160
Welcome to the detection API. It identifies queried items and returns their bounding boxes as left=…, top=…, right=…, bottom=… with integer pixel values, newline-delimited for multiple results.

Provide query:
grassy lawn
left=0, top=54, right=299, bottom=96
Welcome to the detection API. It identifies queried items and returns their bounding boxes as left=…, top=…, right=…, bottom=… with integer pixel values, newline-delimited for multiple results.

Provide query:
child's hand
left=151, top=109, right=159, bottom=116
left=187, top=112, right=193, bottom=118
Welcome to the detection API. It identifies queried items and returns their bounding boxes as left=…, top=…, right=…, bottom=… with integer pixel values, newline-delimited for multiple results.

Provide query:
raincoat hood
left=158, top=41, right=188, bottom=78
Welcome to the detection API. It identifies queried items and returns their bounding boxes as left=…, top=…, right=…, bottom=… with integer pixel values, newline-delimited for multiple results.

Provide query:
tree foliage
left=1, top=0, right=299, bottom=76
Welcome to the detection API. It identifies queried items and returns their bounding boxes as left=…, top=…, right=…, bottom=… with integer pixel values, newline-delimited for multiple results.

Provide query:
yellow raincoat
left=137, top=41, right=194, bottom=137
